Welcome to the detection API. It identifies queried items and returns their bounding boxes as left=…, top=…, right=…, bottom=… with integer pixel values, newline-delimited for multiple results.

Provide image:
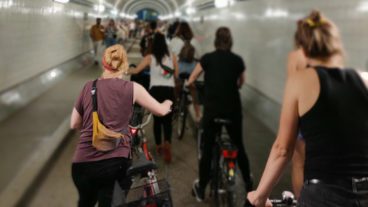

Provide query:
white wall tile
left=0, top=0, right=96, bottom=91
left=189, top=0, right=368, bottom=104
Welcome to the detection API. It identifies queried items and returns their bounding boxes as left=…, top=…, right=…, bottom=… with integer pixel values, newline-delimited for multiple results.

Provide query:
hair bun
left=309, top=10, right=322, bottom=23
left=102, top=45, right=128, bottom=72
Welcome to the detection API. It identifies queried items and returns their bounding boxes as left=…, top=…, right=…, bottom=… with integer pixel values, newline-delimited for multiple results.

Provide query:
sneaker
left=163, top=142, right=172, bottom=163
left=191, top=179, right=204, bottom=202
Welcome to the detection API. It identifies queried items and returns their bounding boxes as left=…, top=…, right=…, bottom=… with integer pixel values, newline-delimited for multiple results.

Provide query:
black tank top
left=300, top=66, right=368, bottom=180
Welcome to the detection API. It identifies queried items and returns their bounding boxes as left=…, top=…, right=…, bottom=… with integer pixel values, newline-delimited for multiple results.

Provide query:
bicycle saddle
left=214, top=118, right=232, bottom=125
left=127, top=153, right=157, bottom=176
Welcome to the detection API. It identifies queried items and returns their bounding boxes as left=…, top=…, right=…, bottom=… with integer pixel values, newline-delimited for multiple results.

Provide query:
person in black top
left=247, top=10, right=368, bottom=207
left=187, top=27, right=253, bottom=202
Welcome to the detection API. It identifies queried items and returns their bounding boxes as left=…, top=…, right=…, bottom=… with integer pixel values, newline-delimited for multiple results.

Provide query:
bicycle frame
left=128, top=113, right=162, bottom=199
left=210, top=123, right=238, bottom=207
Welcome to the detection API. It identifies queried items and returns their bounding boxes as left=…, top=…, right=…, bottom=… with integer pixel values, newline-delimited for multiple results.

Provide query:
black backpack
left=179, top=40, right=195, bottom=63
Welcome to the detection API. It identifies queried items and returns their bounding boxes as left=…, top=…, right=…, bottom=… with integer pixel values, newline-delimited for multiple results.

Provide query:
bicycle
left=122, top=112, right=173, bottom=207
left=196, top=118, right=240, bottom=207
left=175, top=73, right=191, bottom=140
left=244, top=191, right=297, bottom=207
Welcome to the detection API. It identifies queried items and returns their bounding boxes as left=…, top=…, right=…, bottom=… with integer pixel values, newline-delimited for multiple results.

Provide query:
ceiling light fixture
left=53, top=0, right=69, bottom=3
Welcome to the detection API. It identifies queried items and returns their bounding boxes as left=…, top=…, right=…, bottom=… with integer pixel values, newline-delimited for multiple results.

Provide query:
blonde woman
left=70, top=45, right=172, bottom=207
left=247, top=11, right=368, bottom=207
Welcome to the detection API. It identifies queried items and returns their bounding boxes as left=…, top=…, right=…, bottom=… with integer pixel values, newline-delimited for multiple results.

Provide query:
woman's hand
left=161, top=100, right=173, bottom=115
left=247, top=191, right=272, bottom=207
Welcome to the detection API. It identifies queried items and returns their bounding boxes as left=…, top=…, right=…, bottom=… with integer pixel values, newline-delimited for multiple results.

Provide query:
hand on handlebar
left=246, top=191, right=272, bottom=207
left=162, top=100, right=173, bottom=115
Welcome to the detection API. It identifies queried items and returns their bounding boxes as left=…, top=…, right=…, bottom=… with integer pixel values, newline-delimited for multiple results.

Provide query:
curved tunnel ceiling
left=121, top=0, right=178, bottom=15
left=125, top=0, right=171, bottom=15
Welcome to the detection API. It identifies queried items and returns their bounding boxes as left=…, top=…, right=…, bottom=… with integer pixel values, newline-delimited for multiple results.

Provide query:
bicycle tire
left=176, top=95, right=187, bottom=140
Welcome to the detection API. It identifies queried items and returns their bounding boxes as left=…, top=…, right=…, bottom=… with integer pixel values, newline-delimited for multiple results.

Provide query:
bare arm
left=247, top=75, right=300, bottom=206
left=172, top=54, right=179, bottom=79
left=129, top=55, right=151, bottom=75
left=133, top=83, right=172, bottom=116
left=70, top=108, right=82, bottom=129
left=291, top=138, right=305, bottom=199
left=187, top=63, right=203, bottom=85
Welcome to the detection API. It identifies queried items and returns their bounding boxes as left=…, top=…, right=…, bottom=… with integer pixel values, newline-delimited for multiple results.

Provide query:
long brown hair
left=175, top=22, right=194, bottom=41
left=295, top=10, right=344, bottom=61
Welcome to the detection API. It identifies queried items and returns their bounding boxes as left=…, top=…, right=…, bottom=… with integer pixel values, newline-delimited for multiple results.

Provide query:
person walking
left=90, top=18, right=104, bottom=65
left=104, top=19, right=118, bottom=48
left=127, top=33, right=178, bottom=163
left=70, top=44, right=172, bottom=207
left=247, top=10, right=368, bottom=207
left=188, top=27, right=253, bottom=202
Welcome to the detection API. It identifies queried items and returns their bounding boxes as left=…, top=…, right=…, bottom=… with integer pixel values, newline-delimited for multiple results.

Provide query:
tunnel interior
left=1, top=0, right=368, bottom=206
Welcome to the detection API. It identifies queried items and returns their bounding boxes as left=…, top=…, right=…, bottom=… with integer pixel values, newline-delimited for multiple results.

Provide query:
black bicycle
left=197, top=118, right=239, bottom=207
left=175, top=73, right=191, bottom=140
left=245, top=191, right=297, bottom=207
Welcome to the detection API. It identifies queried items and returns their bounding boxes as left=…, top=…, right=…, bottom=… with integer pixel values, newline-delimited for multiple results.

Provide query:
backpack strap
left=91, top=79, right=98, bottom=112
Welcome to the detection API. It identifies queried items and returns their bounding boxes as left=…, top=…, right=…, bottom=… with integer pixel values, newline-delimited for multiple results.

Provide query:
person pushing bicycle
left=187, top=27, right=253, bottom=202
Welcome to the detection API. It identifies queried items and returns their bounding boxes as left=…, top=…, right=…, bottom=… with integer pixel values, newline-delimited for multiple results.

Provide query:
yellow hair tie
left=305, top=18, right=326, bottom=28
left=305, top=18, right=316, bottom=27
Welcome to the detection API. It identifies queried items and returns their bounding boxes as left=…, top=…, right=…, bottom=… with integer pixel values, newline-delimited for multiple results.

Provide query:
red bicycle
left=124, top=112, right=173, bottom=207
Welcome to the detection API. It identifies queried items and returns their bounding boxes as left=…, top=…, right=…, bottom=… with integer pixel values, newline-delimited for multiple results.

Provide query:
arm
left=247, top=75, right=300, bottom=206
left=70, top=108, right=82, bottom=129
left=129, top=55, right=151, bottom=75
left=291, top=138, right=305, bottom=199
left=172, top=54, right=179, bottom=79
left=133, top=83, right=172, bottom=116
left=187, top=63, right=203, bottom=86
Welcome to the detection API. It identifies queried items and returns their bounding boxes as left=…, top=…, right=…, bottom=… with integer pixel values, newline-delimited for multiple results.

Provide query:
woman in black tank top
left=247, top=10, right=368, bottom=207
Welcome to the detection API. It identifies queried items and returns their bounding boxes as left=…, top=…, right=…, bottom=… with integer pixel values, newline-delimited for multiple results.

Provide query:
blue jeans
left=299, top=180, right=368, bottom=207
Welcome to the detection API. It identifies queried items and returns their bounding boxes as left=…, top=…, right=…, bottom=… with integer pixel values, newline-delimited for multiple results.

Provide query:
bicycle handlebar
left=129, top=113, right=152, bottom=129
left=245, top=191, right=297, bottom=207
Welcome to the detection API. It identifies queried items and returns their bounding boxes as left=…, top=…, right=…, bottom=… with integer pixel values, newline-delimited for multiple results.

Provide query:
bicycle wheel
left=176, top=95, right=187, bottom=140
left=213, top=158, right=237, bottom=207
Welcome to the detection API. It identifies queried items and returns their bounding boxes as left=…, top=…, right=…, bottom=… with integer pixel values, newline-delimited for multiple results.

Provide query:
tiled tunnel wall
left=0, top=0, right=94, bottom=92
left=188, top=0, right=368, bottom=131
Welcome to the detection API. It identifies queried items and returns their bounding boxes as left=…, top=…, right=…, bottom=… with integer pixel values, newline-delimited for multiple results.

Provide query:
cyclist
left=170, top=21, right=201, bottom=120
left=247, top=10, right=368, bottom=207
left=127, top=33, right=179, bottom=163
left=70, top=45, right=172, bottom=207
left=188, top=27, right=253, bottom=202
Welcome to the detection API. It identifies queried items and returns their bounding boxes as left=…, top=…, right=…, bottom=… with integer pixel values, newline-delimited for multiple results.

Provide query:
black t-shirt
left=200, top=50, right=245, bottom=116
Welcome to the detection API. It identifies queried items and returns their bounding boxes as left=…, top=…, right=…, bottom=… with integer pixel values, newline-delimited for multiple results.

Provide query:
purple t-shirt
left=73, top=78, right=133, bottom=163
